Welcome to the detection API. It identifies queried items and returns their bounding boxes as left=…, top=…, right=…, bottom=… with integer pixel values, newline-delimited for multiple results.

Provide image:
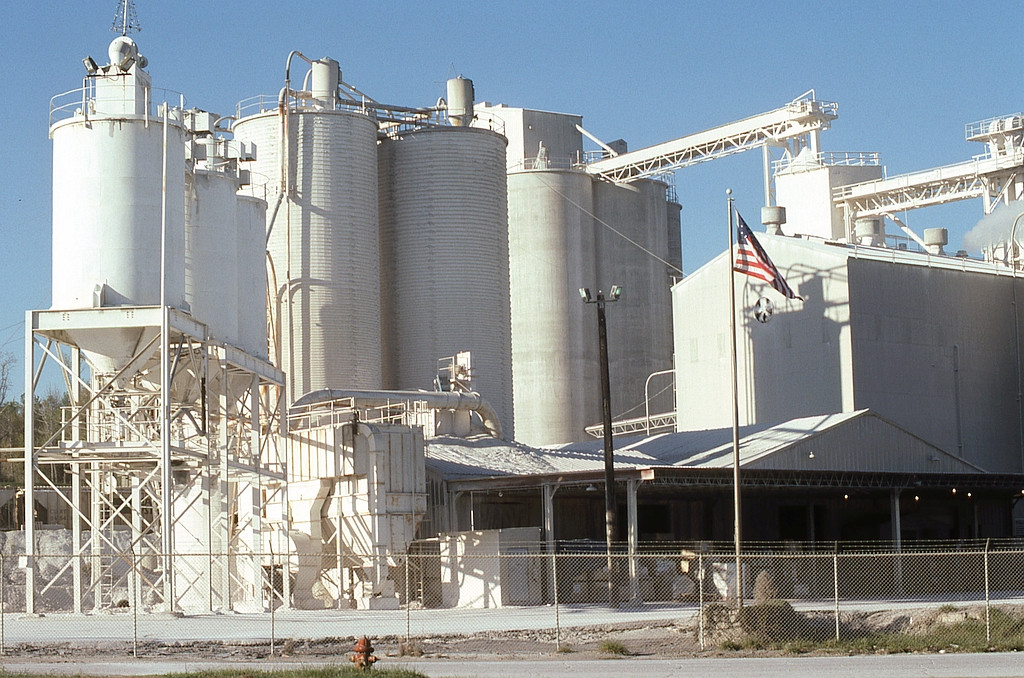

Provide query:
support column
left=131, top=477, right=143, bottom=610
left=890, top=488, right=902, bottom=549
left=90, top=463, right=102, bottom=612
left=217, top=352, right=232, bottom=611
left=159, top=307, right=174, bottom=611
left=891, top=488, right=903, bottom=596
left=23, top=315, right=35, bottom=615
left=543, top=484, right=556, bottom=603
left=71, top=347, right=82, bottom=614
left=627, top=478, right=639, bottom=604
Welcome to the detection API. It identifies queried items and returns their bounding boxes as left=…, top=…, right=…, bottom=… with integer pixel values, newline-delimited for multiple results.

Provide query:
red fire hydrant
left=350, top=636, right=378, bottom=670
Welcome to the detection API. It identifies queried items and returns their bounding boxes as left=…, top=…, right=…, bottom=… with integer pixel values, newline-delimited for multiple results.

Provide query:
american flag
left=733, top=212, right=803, bottom=300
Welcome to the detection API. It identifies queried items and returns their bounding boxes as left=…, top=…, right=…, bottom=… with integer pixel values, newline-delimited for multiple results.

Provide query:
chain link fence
left=0, top=543, right=1022, bottom=658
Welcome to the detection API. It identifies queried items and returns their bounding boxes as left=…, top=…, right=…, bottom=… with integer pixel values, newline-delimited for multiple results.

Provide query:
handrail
left=50, top=85, right=186, bottom=127
left=773, top=151, right=880, bottom=174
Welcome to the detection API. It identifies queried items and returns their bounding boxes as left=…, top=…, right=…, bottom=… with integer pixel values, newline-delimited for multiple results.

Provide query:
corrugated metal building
left=672, top=236, right=1024, bottom=474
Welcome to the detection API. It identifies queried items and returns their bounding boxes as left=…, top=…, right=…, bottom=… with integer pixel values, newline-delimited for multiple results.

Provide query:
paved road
left=2, top=653, right=1023, bottom=677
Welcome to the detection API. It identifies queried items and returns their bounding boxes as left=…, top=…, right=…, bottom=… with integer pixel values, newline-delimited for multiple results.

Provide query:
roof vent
left=924, top=227, right=948, bottom=255
left=761, top=205, right=787, bottom=235
left=854, top=218, right=884, bottom=247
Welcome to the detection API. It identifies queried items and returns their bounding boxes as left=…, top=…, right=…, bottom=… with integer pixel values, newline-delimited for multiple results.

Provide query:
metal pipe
left=644, top=368, right=675, bottom=436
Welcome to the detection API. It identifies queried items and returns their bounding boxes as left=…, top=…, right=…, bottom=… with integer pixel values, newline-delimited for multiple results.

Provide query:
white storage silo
left=236, top=194, right=269, bottom=360
left=185, top=169, right=239, bottom=345
left=233, top=108, right=381, bottom=400
left=593, top=178, right=674, bottom=420
left=506, top=169, right=599, bottom=447
left=378, top=126, right=513, bottom=434
left=50, top=59, right=186, bottom=375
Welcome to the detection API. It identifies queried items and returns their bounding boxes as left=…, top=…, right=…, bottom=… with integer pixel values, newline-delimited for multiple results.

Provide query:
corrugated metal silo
left=593, top=178, right=674, bottom=420
left=185, top=169, right=239, bottom=345
left=233, top=108, right=381, bottom=400
left=236, top=194, right=269, bottom=360
left=378, top=126, right=513, bottom=434
left=506, top=169, right=598, bottom=447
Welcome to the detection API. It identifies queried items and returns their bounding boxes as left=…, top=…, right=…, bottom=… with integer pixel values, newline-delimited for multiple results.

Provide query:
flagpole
left=726, top=189, right=743, bottom=608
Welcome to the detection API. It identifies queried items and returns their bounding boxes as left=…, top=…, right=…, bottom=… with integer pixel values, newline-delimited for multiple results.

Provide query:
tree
left=0, top=349, right=13, bottom=406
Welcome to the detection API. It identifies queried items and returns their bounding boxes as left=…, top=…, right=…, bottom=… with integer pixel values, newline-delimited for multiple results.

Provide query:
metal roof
left=426, top=410, right=986, bottom=485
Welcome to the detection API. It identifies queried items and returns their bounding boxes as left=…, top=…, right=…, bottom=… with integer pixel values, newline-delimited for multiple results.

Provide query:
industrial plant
left=16, top=8, right=1024, bottom=616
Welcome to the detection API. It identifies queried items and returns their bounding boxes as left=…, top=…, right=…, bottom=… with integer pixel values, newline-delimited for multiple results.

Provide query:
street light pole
left=580, top=285, right=621, bottom=604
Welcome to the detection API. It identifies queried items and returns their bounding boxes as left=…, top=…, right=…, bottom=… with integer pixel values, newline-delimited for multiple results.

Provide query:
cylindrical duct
left=311, top=58, right=340, bottom=105
left=446, top=77, right=475, bottom=127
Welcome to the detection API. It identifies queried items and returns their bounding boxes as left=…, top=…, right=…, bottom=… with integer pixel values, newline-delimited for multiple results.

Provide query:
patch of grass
left=556, top=643, right=574, bottom=653
left=782, top=639, right=815, bottom=654
left=597, top=639, right=630, bottom=655
left=938, top=604, right=960, bottom=613
left=713, top=606, right=1024, bottom=656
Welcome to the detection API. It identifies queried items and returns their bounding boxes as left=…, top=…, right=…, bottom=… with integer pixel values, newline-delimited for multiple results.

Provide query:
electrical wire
left=534, top=174, right=685, bottom=277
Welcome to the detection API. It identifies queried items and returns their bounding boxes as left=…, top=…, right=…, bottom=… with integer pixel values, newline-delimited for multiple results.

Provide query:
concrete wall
left=475, top=104, right=583, bottom=169
left=439, top=527, right=543, bottom=608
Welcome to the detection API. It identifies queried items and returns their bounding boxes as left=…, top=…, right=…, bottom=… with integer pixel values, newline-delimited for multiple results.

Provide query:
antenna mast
left=111, top=0, right=141, bottom=36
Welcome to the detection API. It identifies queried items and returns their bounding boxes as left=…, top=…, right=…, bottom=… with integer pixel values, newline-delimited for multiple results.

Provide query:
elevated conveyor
left=585, top=95, right=837, bottom=183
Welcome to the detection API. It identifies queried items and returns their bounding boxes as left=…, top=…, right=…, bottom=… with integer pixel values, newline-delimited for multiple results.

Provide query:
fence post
left=270, top=551, right=276, bottom=657
left=833, top=544, right=840, bottom=642
left=984, top=538, right=991, bottom=644
left=405, top=554, right=411, bottom=649
left=551, top=552, right=560, bottom=651
left=132, top=549, right=138, bottom=659
left=1, top=553, right=5, bottom=656
left=698, top=553, right=705, bottom=651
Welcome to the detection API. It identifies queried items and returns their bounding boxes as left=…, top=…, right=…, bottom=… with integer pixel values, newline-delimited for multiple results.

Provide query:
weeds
left=596, top=639, right=630, bottom=655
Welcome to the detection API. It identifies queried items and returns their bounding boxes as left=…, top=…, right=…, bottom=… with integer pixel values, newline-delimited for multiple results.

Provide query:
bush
left=738, top=600, right=806, bottom=642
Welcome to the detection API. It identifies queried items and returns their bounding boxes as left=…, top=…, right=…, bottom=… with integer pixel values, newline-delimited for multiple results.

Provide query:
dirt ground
left=0, top=604, right=1017, bottom=665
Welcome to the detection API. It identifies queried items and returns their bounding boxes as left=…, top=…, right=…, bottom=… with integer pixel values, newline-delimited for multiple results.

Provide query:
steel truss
left=834, top=113, right=1024, bottom=236
left=23, top=306, right=289, bottom=614
left=585, top=96, right=838, bottom=183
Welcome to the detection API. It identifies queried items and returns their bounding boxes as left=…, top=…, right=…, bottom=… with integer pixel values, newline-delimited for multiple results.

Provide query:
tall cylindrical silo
left=233, top=108, right=381, bottom=401
left=185, top=169, right=240, bottom=345
left=50, top=89, right=186, bottom=374
left=507, top=169, right=598, bottom=447
left=236, top=194, right=269, bottom=360
left=593, top=178, right=674, bottom=420
left=378, top=126, right=513, bottom=435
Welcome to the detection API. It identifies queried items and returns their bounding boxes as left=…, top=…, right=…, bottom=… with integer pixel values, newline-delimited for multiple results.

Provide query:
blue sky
left=1, top=1, right=1019, bottom=397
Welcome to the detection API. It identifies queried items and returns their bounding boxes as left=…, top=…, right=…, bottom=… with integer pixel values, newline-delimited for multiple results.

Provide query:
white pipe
left=293, top=389, right=504, bottom=439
